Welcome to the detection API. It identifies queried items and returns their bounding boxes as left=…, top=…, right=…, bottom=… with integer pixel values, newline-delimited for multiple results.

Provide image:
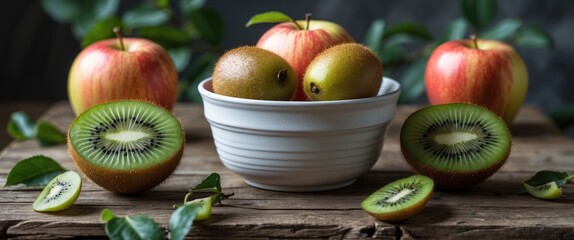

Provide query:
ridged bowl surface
left=198, top=77, right=401, bottom=191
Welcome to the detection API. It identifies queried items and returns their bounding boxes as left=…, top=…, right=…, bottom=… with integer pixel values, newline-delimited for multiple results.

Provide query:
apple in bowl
left=248, top=12, right=354, bottom=100
left=425, top=36, right=528, bottom=123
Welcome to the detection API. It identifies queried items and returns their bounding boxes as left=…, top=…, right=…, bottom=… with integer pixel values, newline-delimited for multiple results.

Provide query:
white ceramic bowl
left=198, top=77, right=401, bottom=192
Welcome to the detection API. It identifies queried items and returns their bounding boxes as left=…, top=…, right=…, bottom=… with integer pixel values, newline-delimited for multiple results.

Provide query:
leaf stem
left=305, top=13, right=312, bottom=30
left=470, top=34, right=479, bottom=50
left=113, top=26, right=125, bottom=51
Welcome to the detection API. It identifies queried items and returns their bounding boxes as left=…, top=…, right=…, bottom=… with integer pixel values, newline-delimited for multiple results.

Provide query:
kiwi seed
left=361, top=175, right=434, bottom=222
left=67, top=100, right=184, bottom=194
left=400, top=103, right=511, bottom=190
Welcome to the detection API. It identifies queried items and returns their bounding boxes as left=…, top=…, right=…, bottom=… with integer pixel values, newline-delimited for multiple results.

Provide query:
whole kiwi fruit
left=303, top=43, right=383, bottom=100
left=212, top=46, right=297, bottom=100
left=67, top=100, right=184, bottom=194
left=400, top=103, right=511, bottom=190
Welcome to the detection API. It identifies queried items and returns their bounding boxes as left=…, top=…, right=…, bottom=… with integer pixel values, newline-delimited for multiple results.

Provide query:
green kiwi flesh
left=523, top=181, right=562, bottom=200
left=68, top=100, right=184, bottom=194
left=33, top=171, right=82, bottom=212
left=400, top=103, right=511, bottom=190
left=361, top=175, right=434, bottom=222
left=187, top=196, right=213, bottom=221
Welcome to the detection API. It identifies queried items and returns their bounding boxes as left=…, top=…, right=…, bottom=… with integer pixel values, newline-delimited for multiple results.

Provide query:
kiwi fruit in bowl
left=400, top=103, right=511, bottom=190
left=67, top=100, right=184, bottom=194
left=361, top=175, right=434, bottom=222
left=212, top=46, right=297, bottom=101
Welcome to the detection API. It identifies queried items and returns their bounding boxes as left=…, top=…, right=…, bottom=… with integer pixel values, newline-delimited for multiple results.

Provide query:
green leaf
left=364, top=19, right=385, bottom=52
left=122, top=7, right=170, bottom=29
left=479, top=18, right=522, bottom=40
left=7, top=111, right=37, bottom=141
left=169, top=204, right=200, bottom=240
left=524, top=171, right=571, bottom=187
left=384, top=22, right=433, bottom=41
left=155, top=0, right=170, bottom=9
left=36, top=122, right=67, bottom=146
left=438, top=18, right=468, bottom=43
left=245, top=11, right=293, bottom=27
left=105, top=214, right=165, bottom=240
left=460, top=0, right=497, bottom=31
left=101, top=209, right=117, bottom=222
left=168, top=47, right=192, bottom=73
left=42, top=0, right=119, bottom=39
left=179, top=0, right=206, bottom=14
left=189, top=8, right=224, bottom=45
left=139, top=25, right=191, bottom=49
left=193, top=173, right=222, bottom=192
left=190, top=173, right=222, bottom=203
left=81, top=17, right=122, bottom=48
left=398, top=57, right=428, bottom=104
left=550, top=104, right=574, bottom=129
left=41, top=0, right=119, bottom=23
left=4, top=155, right=66, bottom=187
left=378, top=35, right=412, bottom=66
left=181, top=53, right=216, bottom=102
left=514, top=25, right=555, bottom=50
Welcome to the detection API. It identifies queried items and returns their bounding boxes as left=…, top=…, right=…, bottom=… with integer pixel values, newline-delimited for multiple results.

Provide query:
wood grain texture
left=1, top=102, right=574, bottom=239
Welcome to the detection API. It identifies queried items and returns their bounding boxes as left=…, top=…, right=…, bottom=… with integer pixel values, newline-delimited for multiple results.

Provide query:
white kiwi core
left=434, top=132, right=477, bottom=145
left=386, top=188, right=413, bottom=203
left=106, top=131, right=148, bottom=142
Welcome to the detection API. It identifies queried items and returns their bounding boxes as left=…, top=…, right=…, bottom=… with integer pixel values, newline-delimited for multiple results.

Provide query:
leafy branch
left=41, top=0, right=221, bottom=103
left=363, top=0, right=553, bottom=104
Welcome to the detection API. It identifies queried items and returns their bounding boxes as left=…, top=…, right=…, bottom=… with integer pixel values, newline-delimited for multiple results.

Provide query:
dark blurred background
left=0, top=0, right=573, bottom=140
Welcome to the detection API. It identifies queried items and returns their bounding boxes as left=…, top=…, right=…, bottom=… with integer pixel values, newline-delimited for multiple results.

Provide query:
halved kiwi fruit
left=33, top=171, right=82, bottom=212
left=400, top=103, right=511, bottom=190
left=361, top=175, right=434, bottom=222
left=67, top=100, right=184, bottom=194
left=523, top=182, right=562, bottom=200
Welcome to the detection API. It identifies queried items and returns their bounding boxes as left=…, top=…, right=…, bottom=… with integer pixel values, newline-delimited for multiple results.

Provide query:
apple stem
left=291, top=19, right=303, bottom=30
left=305, top=13, right=312, bottom=30
left=113, top=26, right=125, bottom=51
left=470, top=34, right=479, bottom=50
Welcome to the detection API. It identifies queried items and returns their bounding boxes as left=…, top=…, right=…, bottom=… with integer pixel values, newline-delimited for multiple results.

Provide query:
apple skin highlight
left=425, top=39, right=528, bottom=123
left=68, top=38, right=179, bottom=115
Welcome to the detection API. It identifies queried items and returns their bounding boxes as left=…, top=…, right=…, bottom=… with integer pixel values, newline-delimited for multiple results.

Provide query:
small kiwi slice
left=523, top=182, right=562, bottom=200
left=67, top=100, right=184, bottom=194
left=361, top=175, right=434, bottom=222
left=400, top=103, right=511, bottom=190
left=33, top=171, right=82, bottom=212
left=187, top=196, right=213, bottom=221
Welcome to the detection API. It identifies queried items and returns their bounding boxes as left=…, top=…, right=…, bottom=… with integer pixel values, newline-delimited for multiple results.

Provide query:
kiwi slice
left=33, top=171, right=82, bottom=212
left=67, top=100, right=184, bottom=194
left=361, top=175, right=434, bottom=222
left=523, top=182, right=562, bottom=200
left=400, top=103, right=511, bottom=190
left=187, top=196, right=213, bottom=221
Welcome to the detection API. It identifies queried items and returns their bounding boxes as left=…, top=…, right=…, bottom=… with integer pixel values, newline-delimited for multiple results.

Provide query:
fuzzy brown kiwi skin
left=401, top=147, right=509, bottom=190
left=68, top=136, right=184, bottom=194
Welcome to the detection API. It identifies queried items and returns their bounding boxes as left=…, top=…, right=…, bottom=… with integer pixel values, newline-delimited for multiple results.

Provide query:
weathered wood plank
left=1, top=102, right=574, bottom=239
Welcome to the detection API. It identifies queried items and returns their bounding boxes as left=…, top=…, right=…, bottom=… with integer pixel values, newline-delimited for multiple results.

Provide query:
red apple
left=425, top=37, right=528, bottom=123
left=68, top=28, right=178, bottom=115
left=256, top=14, right=354, bottom=100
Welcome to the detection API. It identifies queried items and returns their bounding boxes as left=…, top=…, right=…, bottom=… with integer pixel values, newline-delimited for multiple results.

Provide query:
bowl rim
left=198, top=77, right=401, bottom=107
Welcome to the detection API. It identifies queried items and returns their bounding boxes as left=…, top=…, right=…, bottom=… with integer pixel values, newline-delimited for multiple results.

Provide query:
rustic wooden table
left=1, top=102, right=573, bottom=239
